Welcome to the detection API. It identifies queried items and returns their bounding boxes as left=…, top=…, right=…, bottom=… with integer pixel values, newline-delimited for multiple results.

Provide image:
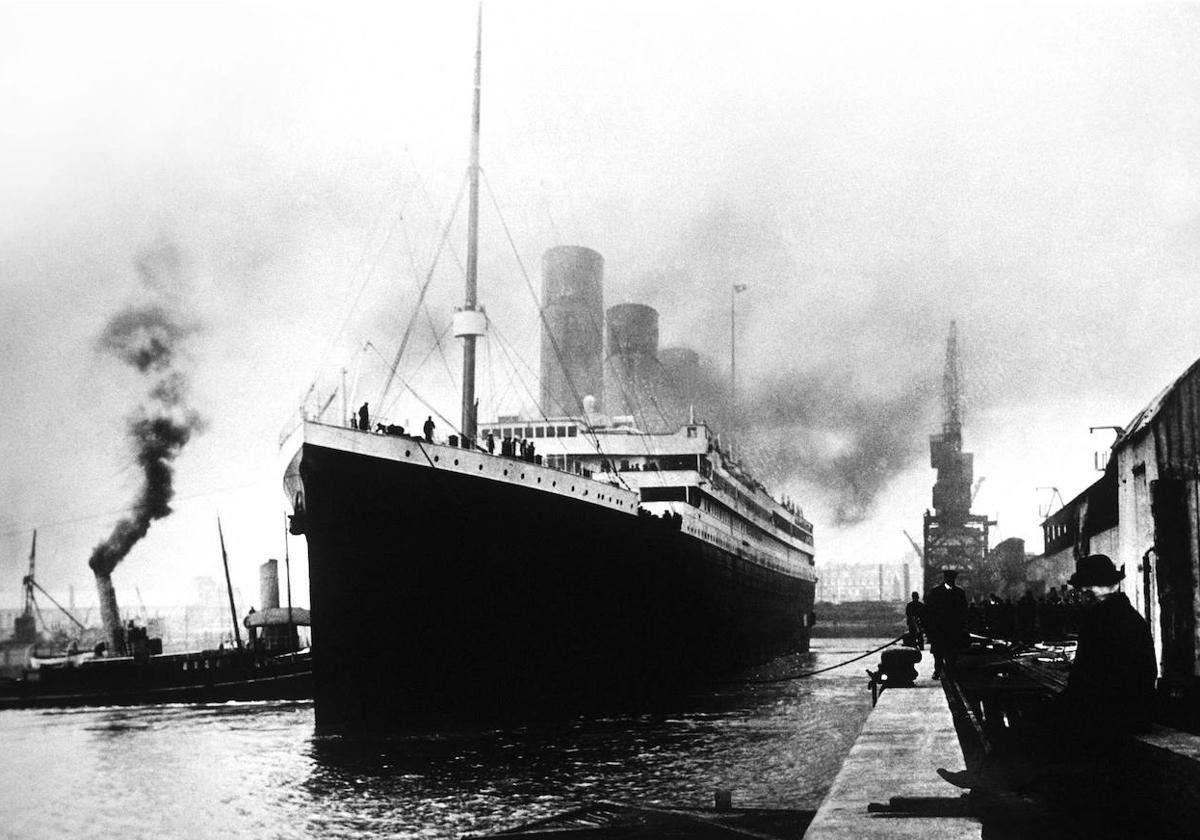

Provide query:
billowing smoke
left=739, top=371, right=937, bottom=526
left=621, top=197, right=947, bottom=528
left=660, top=356, right=936, bottom=526
left=88, top=246, right=204, bottom=653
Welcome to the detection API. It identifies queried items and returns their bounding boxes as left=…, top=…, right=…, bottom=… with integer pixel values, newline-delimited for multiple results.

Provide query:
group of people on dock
left=930, top=553, right=1158, bottom=796
left=908, top=582, right=1092, bottom=654
left=966, top=586, right=1087, bottom=642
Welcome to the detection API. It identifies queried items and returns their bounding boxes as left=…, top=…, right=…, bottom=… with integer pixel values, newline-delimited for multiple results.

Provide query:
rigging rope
left=481, top=174, right=601, bottom=445
left=400, top=220, right=457, bottom=386
left=301, top=169, right=415, bottom=408
left=732, top=635, right=906, bottom=685
left=481, top=173, right=634, bottom=493
left=376, top=171, right=469, bottom=410
left=488, top=323, right=550, bottom=421
left=364, top=339, right=460, bottom=438
left=0, top=481, right=262, bottom=538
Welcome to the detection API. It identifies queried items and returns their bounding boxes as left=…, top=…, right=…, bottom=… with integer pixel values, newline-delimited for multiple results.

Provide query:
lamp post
left=730, top=283, right=748, bottom=448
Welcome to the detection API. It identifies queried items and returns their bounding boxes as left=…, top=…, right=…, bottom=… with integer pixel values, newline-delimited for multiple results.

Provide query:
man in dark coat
left=924, top=569, right=968, bottom=679
left=1057, top=554, right=1157, bottom=732
left=904, top=592, right=925, bottom=650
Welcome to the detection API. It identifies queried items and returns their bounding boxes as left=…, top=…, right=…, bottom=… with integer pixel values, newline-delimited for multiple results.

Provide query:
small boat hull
left=0, top=649, right=312, bottom=709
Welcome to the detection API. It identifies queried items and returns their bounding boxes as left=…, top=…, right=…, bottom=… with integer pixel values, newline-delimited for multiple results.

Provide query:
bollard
left=878, top=647, right=922, bottom=687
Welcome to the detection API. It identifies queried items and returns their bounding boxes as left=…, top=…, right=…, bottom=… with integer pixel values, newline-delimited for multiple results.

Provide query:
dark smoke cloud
left=618, top=195, right=945, bottom=527
left=97, top=306, right=191, bottom=374
left=661, top=353, right=937, bottom=526
left=88, top=413, right=200, bottom=577
left=88, top=246, right=205, bottom=578
left=739, top=371, right=938, bottom=526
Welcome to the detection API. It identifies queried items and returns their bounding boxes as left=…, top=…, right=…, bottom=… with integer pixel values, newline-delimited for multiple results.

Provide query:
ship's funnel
left=659, top=346, right=700, bottom=396
left=605, top=303, right=668, bottom=431
left=260, top=559, right=281, bottom=609
left=659, top=346, right=702, bottom=426
left=540, top=246, right=604, bottom=417
left=607, top=303, right=659, bottom=357
left=257, top=558, right=297, bottom=652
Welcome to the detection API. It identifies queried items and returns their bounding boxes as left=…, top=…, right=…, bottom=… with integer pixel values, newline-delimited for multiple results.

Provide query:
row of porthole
left=403, top=448, right=627, bottom=508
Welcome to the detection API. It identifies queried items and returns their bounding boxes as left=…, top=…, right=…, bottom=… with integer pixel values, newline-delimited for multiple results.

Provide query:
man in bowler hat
left=1057, top=553, right=1157, bottom=731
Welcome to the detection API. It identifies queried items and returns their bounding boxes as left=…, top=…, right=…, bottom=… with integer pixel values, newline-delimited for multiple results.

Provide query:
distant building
left=1027, top=470, right=1119, bottom=595
left=816, top=562, right=912, bottom=603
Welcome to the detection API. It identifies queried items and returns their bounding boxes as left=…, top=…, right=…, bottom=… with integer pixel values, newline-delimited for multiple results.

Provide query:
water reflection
left=0, top=641, right=877, bottom=839
left=297, top=646, right=871, bottom=837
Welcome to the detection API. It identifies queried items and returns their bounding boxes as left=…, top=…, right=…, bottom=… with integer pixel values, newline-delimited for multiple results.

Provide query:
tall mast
left=455, top=3, right=486, bottom=444
left=217, top=517, right=244, bottom=651
left=23, top=529, right=36, bottom=617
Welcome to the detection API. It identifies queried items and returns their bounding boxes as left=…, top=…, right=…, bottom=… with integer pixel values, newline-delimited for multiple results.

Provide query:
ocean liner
left=279, top=14, right=816, bottom=728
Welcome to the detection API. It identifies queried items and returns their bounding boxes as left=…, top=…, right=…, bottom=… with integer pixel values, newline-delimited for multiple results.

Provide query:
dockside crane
left=922, top=322, right=996, bottom=591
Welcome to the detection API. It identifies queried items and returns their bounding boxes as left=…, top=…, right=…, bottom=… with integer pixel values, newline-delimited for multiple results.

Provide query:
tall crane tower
left=922, top=322, right=995, bottom=592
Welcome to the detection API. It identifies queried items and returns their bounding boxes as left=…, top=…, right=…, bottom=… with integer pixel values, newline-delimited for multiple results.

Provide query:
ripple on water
left=0, top=639, right=879, bottom=839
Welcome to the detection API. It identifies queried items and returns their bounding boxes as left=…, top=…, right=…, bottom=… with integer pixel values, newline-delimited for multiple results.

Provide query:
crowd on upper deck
left=347, top=401, right=546, bottom=464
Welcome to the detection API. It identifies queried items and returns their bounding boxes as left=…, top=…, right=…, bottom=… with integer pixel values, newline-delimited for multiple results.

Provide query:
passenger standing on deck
left=924, top=569, right=968, bottom=679
left=423, top=416, right=435, bottom=442
left=485, top=432, right=495, bottom=454
left=358, top=402, right=369, bottom=433
left=905, top=592, right=925, bottom=649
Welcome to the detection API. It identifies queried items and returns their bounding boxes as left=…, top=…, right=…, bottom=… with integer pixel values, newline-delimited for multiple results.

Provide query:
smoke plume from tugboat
left=89, top=247, right=204, bottom=655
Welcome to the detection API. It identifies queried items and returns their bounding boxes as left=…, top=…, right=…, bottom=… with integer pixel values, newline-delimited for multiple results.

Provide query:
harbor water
left=0, top=638, right=883, bottom=839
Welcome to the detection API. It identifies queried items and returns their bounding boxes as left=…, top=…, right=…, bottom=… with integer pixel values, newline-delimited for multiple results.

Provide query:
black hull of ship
left=300, top=443, right=815, bottom=729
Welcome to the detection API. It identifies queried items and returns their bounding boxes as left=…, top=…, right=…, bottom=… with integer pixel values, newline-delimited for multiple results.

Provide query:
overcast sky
left=3, top=0, right=1199, bottom=612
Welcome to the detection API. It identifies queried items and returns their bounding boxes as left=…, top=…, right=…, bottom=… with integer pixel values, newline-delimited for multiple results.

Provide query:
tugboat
left=0, top=536, right=312, bottom=709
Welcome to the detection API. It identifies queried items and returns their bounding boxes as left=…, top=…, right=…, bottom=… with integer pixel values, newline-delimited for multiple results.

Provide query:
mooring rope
left=735, top=635, right=907, bottom=685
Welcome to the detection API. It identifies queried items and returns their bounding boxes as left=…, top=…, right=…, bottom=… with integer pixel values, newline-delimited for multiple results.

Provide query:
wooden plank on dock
left=804, top=681, right=980, bottom=839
